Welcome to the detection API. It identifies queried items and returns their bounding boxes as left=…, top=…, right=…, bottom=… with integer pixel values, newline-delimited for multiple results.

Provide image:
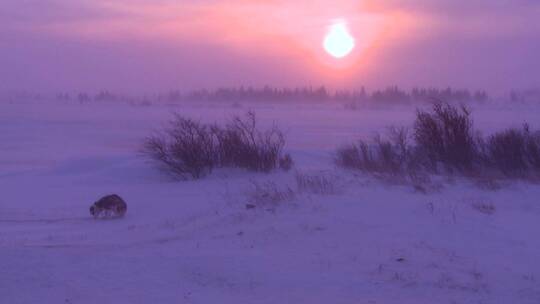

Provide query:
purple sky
left=1, top=0, right=539, bottom=93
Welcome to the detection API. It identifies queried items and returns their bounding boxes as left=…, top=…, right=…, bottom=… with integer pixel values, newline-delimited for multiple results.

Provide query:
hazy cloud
left=0, top=0, right=538, bottom=93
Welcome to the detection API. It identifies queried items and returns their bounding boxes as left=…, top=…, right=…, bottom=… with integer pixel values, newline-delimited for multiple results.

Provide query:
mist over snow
left=2, top=97, right=540, bottom=303
left=1, top=1, right=540, bottom=303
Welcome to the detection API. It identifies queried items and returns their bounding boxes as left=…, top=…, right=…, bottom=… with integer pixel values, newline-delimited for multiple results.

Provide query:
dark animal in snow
left=90, top=194, right=127, bottom=219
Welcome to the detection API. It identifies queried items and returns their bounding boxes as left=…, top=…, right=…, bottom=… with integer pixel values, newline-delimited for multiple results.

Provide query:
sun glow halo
left=323, top=20, right=355, bottom=58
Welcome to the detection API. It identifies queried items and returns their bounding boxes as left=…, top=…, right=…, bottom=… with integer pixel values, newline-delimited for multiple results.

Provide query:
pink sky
left=1, top=0, right=539, bottom=93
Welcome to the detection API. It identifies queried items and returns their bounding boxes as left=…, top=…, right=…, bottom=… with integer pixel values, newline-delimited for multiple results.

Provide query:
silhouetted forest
left=163, top=86, right=489, bottom=104
left=14, top=86, right=540, bottom=105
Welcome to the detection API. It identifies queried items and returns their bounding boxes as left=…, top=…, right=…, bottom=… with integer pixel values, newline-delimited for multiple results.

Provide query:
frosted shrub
left=484, top=124, right=540, bottom=177
left=214, top=112, right=285, bottom=173
left=143, top=112, right=290, bottom=180
left=414, top=102, right=477, bottom=172
left=142, top=115, right=215, bottom=179
left=486, top=128, right=527, bottom=176
left=336, top=102, right=540, bottom=185
left=335, top=128, right=412, bottom=176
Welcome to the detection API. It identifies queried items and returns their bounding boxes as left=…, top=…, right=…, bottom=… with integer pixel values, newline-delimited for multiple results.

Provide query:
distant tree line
left=510, top=89, right=540, bottom=103
left=158, top=86, right=489, bottom=104
left=51, top=86, right=491, bottom=104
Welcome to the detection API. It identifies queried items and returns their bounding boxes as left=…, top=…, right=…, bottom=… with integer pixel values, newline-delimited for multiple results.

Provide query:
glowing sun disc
left=323, top=20, right=355, bottom=58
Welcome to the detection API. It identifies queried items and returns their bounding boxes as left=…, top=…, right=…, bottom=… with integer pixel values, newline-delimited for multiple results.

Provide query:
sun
left=323, top=20, right=355, bottom=59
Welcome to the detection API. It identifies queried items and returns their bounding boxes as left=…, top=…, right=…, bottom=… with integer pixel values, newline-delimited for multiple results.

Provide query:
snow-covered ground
left=1, top=99, right=540, bottom=303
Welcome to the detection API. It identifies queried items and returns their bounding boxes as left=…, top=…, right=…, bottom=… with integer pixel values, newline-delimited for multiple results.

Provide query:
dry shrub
left=336, top=102, right=540, bottom=186
left=335, top=127, right=414, bottom=176
left=214, top=112, right=285, bottom=172
left=143, top=112, right=290, bottom=179
left=142, top=114, right=215, bottom=179
left=486, top=127, right=527, bottom=176
left=484, top=124, right=540, bottom=178
left=414, top=102, right=477, bottom=172
left=376, top=127, right=416, bottom=173
left=336, top=143, right=365, bottom=170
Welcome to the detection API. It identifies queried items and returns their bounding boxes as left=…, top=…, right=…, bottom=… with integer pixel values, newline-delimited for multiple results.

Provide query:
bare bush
left=376, top=127, right=414, bottom=173
left=336, top=143, right=364, bottom=170
left=214, top=112, right=285, bottom=172
left=336, top=102, right=540, bottom=186
left=414, top=102, right=477, bottom=172
left=295, top=171, right=336, bottom=195
left=335, top=127, right=412, bottom=176
left=143, top=112, right=290, bottom=179
left=374, top=137, right=402, bottom=173
left=336, top=102, right=479, bottom=181
left=142, top=115, right=215, bottom=179
left=483, top=124, right=540, bottom=177
left=486, top=127, right=527, bottom=176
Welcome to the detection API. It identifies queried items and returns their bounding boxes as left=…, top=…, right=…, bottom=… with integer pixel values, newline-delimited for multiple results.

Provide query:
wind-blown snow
left=1, top=99, right=539, bottom=303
